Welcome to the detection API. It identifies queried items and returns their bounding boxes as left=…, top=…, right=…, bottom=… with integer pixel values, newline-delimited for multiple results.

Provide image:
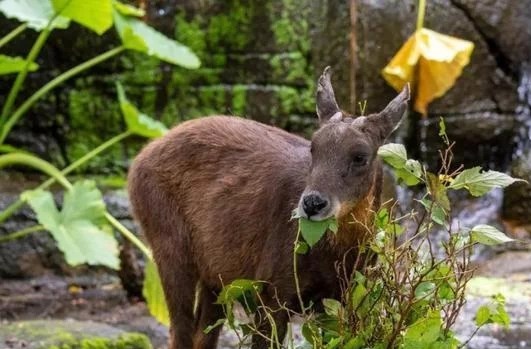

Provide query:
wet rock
left=502, top=66, right=531, bottom=237
left=456, top=274, right=531, bottom=349
left=417, top=112, right=515, bottom=170
left=503, top=150, right=531, bottom=237
left=1, top=0, right=529, bottom=172
left=0, top=319, right=152, bottom=349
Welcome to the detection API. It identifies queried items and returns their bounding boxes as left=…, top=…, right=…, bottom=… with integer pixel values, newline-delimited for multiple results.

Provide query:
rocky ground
left=1, top=249, right=529, bottom=349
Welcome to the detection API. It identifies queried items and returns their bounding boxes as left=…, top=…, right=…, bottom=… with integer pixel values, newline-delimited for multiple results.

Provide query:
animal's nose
left=302, top=194, right=329, bottom=217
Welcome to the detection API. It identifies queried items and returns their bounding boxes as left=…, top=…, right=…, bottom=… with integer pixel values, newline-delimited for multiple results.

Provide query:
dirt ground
left=1, top=250, right=530, bottom=349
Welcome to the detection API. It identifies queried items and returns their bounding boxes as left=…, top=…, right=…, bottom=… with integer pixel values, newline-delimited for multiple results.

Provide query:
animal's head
left=297, top=67, right=410, bottom=221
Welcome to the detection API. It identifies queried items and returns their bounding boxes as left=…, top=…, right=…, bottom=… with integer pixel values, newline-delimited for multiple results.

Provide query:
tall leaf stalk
left=0, top=45, right=126, bottom=144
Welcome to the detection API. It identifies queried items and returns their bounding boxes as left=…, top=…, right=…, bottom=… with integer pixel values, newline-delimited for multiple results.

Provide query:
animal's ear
left=316, top=66, right=341, bottom=124
left=369, top=84, right=410, bottom=140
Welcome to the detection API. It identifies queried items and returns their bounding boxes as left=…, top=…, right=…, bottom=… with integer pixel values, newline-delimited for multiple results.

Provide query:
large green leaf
left=116, top=82, right=168, bottom=138
left=52, top=0, right=112, bottom=35
left=113, top=9, right=200, bottom=68
left=470, top=224, right=514, bottom=245
left=0, top=0, right=69, bottom=30
left=143, top=260, right=170, bottom=326
left=0, top=54, right=38, bottom=75
left=449, top=167, right=525, bottom=197
left=21, top=180, right=119, bottom=269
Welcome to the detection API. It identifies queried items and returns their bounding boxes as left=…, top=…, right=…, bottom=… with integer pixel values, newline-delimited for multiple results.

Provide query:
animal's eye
left=351, top=154, right=368, bottom=166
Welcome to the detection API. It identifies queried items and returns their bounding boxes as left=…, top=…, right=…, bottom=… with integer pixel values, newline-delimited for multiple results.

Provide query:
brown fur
left=128, top=69, right=409, bottom=349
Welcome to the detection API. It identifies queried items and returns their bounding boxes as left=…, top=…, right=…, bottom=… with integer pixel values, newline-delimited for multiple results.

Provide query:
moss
left=51, top=334, right=151, bottom=349
left=0, top=320, right=152, bottom=349
left=269, top=0, right=311, bottom=53
left=119, top=53, right=161, bottom=86
left=204, top=0, right=254, bottom=51
left=270, top=52, right=309, bottom=85
left=232, top=84, right=247, bottom=116
left=66, top=85, right=126, bottom=173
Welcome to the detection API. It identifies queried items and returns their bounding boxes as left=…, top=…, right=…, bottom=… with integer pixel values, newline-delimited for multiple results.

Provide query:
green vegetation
left=213, top=121, right=522, bottom=348
left=0, top=0, right=199, bottom=325
left=0, top=320, right=152, bottom=349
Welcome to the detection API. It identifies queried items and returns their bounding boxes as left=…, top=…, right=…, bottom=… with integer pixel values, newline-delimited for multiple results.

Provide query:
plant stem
left=104, top=212, right=152, bottom=260
left=0, top=130, right=132, bottom=224
left=0, top=29, right=51, bottom=127
left=0, top=45, right=126, bottom=144
left=293, top=225, right=305, bottom=314
left=0, top=224, right=44, bottom=243
left=416, top=0, right=426, bottom=30
left=0, top=153, right=72, bottom=189
left=0, top=23, right=28, bottom=49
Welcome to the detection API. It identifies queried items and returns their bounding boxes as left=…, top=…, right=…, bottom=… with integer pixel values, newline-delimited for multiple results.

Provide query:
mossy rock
left=0, top=320, right=152, bottom=349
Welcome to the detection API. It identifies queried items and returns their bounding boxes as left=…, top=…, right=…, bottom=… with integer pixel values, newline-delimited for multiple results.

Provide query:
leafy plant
left=215, top=120, right=522, bottom=348
left=0, top=0, right=199, bottom=324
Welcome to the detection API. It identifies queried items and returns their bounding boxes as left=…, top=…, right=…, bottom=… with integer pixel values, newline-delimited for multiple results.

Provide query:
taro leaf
left=0, top=0, right=69, bottom=30
left=299, top=217, right=337, bottom=247
left=402, top=311, right=443, bottom=349
left=470, top=224, right=514, bottom=245
left=52, top=0, right=112, bottom=35
left=116, top=82, right=167, bottom=138
left=113, top=9, right=200, bottom=69
left=21, top=180, right=119, bottom=269
left=449, top=167, right=525, bottom=197
left=143, top=259, right=170, bottom=326
left=113, top=0, right=145, bottom=17
left=0, top=55, right=39, bottom=75
left=377, top=143, right=407, bottom=169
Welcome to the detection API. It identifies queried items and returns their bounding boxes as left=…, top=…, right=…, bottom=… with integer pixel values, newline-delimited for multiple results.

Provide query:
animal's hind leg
left=153, top=241, right=198, bottom=349
left=192, top=283, right=225, bottom=349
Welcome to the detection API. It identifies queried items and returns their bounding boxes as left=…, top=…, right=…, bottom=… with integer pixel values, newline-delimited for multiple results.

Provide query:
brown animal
left=128, top=67, right=409, bottom=349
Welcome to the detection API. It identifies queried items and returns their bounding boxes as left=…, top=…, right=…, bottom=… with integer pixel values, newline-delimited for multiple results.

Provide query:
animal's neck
left=333, top=175, right=380, bottom=247
left=335, top=193, right=376, bottom=246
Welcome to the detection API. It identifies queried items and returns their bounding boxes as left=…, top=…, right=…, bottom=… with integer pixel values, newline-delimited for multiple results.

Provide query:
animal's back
left=128, top=116, right=310, bottom=288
